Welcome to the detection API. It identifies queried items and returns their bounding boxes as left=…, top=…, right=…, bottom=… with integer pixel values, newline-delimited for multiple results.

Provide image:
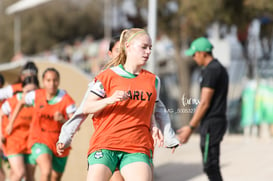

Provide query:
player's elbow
left=82, top=106, right=89, bottom=115
left=82, top=103, right=95, bottom=115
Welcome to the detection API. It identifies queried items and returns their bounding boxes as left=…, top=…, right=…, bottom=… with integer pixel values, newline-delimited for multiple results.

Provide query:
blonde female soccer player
left=57, top=28, right=179, bottom=181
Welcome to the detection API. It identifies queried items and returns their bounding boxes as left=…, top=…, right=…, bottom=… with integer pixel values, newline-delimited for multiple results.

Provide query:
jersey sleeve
left=90, top=79, right=106, bottom=98
left=154, top=100, right=179, bottom=147
left=58, top=85, right=91, bottom=148
left=1, top=101, right=11, bottom=115
left=66, top=104, right=76, bottom=115
left=155, top=76, right=161, bottom=102
left=24, top=91, right=36, bottom=106
left=0, top=85, right=13, bottom=101
left=65, top=96, right=77, bottom=115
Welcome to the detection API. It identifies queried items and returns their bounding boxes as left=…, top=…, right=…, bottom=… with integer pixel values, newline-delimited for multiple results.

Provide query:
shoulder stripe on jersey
left=155, top=76, right=161, bottom=101
left=16, top=92, right=22, bottom=100
left=110, top=65, right=136, bottom=79
left=47, top=89, right=66, bottom=105
left=155, top=77, right=158, bottom=89
left=91, top=90, right=105, bottom=98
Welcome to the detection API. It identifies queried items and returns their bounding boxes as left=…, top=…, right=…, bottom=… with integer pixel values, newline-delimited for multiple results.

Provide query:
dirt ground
left=153, top=134, right=273, bottom=181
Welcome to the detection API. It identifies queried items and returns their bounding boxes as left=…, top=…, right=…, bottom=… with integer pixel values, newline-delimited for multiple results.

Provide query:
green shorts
left=6, top=154, right=29, bottom=166
left=26, top=143, right=68, bottom=173
left=88, top=149, right=153, bottom=173
left=7, top=153, right=27, bottom=159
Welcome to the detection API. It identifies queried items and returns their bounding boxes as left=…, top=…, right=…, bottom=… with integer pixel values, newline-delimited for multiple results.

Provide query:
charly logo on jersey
left=127, top=90, right=153, bottom=101
left=40, top=114, right=54, bottom=121
left=94, top=151, right=103, bottom=159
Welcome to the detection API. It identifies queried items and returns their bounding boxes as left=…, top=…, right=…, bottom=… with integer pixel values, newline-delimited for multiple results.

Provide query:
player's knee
left=17, top=169, right=26, bottom=179
left=39, top=166, right=51, bottom=179
left=51, top=171, right=62, bottom=181
left=10, top=166, right=25, bottom=180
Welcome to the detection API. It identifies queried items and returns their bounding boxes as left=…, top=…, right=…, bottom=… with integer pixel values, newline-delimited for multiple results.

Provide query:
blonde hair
left=104, top=28, right=148, bottom=69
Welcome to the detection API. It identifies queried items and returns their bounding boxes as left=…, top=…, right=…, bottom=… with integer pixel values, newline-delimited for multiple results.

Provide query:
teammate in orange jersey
left=57, top=28, right=178, bottom=181
left=9, top=68, right=76, bottom=181
left=0, top=62, right=37, bottom=181
left=0, top=75, right=39, bottom=181
left=0, top=61, right=38, bottom=102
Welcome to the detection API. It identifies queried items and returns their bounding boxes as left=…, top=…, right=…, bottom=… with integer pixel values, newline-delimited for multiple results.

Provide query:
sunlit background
left=1, top=0, right=273, bottom=180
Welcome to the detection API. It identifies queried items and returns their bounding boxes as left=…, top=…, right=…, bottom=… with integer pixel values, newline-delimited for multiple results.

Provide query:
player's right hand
left=108, top=90, right=129, bottom=104
left=56, top=143, right=65, bottom=155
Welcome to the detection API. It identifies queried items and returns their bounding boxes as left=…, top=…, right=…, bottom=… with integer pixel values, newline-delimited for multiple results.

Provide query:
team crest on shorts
left=94, top=151, right=103, bottom=159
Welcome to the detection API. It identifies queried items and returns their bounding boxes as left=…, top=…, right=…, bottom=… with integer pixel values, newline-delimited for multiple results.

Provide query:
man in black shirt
left=177, top=37, right=229, bottom=181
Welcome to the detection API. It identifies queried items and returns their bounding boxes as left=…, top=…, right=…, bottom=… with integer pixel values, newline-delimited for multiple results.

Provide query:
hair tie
left=127, top=30, right=145, bottom=43
left=21, top=69, right=37, bottom=75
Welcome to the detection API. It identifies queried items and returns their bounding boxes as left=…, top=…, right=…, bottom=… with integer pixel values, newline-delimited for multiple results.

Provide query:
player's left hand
left=54, top=111, right=65, bottom=123
left=5, top=123, right=13, bottom=135
left=151, top=126, right=164, bottom=147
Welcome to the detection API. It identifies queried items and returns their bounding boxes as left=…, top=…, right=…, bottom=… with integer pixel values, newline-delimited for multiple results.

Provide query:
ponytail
left=104, top=28, right=147, bottom=69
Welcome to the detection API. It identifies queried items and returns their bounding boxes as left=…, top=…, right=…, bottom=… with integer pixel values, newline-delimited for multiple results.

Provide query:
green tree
left=0, top=0, right=105, bottom=62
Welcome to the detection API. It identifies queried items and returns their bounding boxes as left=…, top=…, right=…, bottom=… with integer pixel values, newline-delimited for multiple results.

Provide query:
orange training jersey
left=88, top=68, right=157, bottom=157
left=28, top=89, right=75, bottom=157
left=1, top=94, right=33, bottom=156
left=0, top=100, right=4, bottom=108
left=0, top=83, right=22, bottom=107
left=11, top=83, right=22, bottom=93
